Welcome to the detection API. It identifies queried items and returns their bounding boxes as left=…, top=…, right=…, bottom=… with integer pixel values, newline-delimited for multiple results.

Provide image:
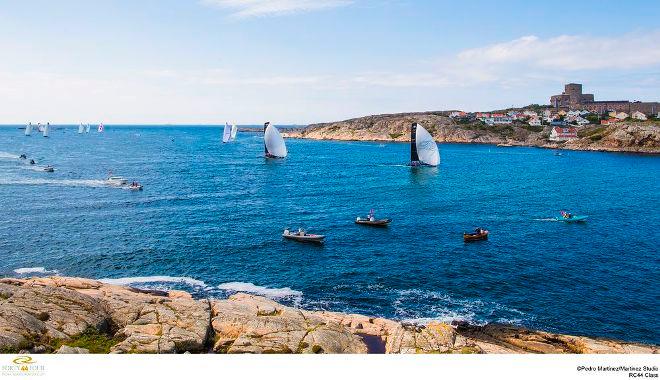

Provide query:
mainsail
left=222, top=122, right=232, bottom=143
left=98, top=124, right=104, bottom=133
left=85, top=124, right=91, bottom=133
left=78, top=124, right=84, bottom=134
left=410, top=122, right=439, bottom=166
left=263, top=122, right=287, bottom=158
left=230, top=124, right=237, bottom=140
left=25, top=123, right=32, bottom=136
left=43, top=123, right=50, bottom=138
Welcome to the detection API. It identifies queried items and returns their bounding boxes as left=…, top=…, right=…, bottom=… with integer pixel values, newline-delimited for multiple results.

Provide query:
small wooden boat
left=355, top=217, right=392, bottom=226
left=283, top=229, right=325, bottom=244
left=463, top=229, right=489, bottom=242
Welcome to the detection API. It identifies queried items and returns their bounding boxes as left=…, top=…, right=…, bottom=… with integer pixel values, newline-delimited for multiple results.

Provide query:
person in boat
left=562, top=211, right=572, bottom=219
left=474, top=228, right=482, bottom=235
left=298, top=228, right=305, bottom=236
left=368, top=209, right=375, bottom=222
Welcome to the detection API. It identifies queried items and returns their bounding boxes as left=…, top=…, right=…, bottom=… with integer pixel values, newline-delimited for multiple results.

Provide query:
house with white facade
left=528, top=118, right=541, bottom=127
left=631, top=111, right=647, bottom=121
left=615, top=112, right=629, bottom=120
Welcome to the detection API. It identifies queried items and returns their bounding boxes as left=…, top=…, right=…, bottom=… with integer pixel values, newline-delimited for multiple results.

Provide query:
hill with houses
left=283, top=107, right=660, bottom=154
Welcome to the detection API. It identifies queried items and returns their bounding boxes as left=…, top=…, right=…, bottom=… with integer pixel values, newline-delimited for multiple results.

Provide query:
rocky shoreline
left=0, top=276, right=656, bottom=354
left=282, top=112, right=660, bottom=154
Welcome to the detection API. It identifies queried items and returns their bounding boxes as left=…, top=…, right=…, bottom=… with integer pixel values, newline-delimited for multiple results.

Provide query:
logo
left=2, top=356, right=46, bottom=377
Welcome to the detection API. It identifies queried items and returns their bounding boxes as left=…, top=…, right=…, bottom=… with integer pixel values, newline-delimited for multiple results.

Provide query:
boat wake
left=0, top=151, right=21, bottom=160
left=217, top=281, right=303, bottom=300
left=0, top=178, right=109, bottom=188
left=534, top=218, right=559, bottom=222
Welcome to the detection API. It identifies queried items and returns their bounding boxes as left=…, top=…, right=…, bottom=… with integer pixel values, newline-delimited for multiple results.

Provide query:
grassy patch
left=388, top=133, right=402, bottom=139
left=51, top=327, right=121, bottom=354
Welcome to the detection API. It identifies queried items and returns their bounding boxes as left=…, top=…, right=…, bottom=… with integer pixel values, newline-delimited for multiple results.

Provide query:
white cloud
left=458, top=32, right=660, bottom=70
left=201, top=0, right=352, bottom=18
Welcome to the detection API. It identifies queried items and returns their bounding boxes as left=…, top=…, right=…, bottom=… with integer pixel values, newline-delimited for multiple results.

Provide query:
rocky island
left=0, top=276, right=656, bottom=354
left=283, top=112, right=660, bottom=154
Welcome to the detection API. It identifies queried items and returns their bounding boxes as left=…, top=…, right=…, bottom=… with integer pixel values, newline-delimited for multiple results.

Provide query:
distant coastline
left=283, top=112, right=660, bottom=154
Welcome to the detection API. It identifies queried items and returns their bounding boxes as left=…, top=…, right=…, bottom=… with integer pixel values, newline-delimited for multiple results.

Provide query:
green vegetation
left=50, top=327, right=121, bottom=354
left=585, top=114, right=600, bottom=124
left=388, top=132, right=402, bottom=139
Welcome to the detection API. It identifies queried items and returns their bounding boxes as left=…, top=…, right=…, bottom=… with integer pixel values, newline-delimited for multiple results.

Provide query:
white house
left=543, top=109, right=552, bottom=118
left=615, top=112, right=629, bottom=120
left=549, top=126, right=578, bottom=141
left=484, top=115, right=513, bottom=125
left=523, top=110, right=538, bottom=118
left=528, top=118, right=541, bottom=127
left=574, top=116, right=590, bottom=126
left=631, top=111, right=647, bottom=121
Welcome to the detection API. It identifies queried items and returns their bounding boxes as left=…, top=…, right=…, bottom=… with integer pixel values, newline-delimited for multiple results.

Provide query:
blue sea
left=1, top=125, right=658, bottom=344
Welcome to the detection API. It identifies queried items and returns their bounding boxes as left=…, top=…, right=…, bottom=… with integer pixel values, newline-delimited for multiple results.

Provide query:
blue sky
left=0, top=0, right=659, bottom=124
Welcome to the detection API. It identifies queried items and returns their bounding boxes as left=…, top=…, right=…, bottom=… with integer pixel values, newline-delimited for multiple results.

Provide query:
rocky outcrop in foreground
left=283, top=112, right=660, bottom=154
left=0, top=277, right=656, bottom=354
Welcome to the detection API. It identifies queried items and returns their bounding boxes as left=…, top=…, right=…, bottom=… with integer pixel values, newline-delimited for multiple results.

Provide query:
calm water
left=1, top=125, right=658, bottom=344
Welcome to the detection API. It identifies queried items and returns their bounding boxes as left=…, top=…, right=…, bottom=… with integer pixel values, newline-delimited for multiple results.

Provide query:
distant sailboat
left=24, top=123, right=32, bottom=136
left=222, top=122, right=232, bottom=143
left=78, top=124, right=84, bottom=134
left=410, top=122, right=439, bottom=166
left=85, top=124, right=91, bottom=133
left=43, top=123, right=50, bottom=138
left=230, top=124, right=237, bottom=141
left=98, top=124, right=104, bottom=133
left=264, top=122, right=287, bottom=158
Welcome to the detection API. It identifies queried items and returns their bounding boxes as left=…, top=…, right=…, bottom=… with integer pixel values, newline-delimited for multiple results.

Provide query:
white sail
left=264, top=122, right=287, bottom=158
left=415, top=123, right=440, bottom=166
left=230, top=124, right=237, bottom=140
left=78, top=124, right=84, bottom=134
left=97, top=124, right=104, bottom=133
left=85, top=124, right=90, bottom=133
left=43, top=123, right=50, bottom=138
left=25, top=123, right=32, bottom=136
left=222, top=122, right=232, bottom=143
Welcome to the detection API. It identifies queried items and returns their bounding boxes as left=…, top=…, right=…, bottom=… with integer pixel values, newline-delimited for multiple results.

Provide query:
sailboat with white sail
left=410, top=122, right=439, bottom=166
left=78, top=124, right=84, bottom=134
left=85, top=124, right=91, bottom=133
left=230, top=124, right=237, bottom=141
left=24, top=123, right=32, bottom=136
left=263, top=122, right=287, bottom=158
left=42, top=123, right=50, bottom=138
left=97, top=124, right=104, bottom=133
left=222, top=122, right=232, bottom=143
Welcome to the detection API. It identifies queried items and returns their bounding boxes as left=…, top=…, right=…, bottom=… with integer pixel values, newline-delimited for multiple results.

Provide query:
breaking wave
left=13, top=267, right=59, bottom=275
left=0, top=179, right=109, bottom=187
left=98, top=275, right=209, bottom=289
left=218, top=281, right=303, bottom=299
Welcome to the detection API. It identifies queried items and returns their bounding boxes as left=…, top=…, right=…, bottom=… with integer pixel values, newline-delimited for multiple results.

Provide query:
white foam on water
left=13, top=267, right=59, bottom=275
left=0, top=178, right=109, bottom=187
left=98, top=275, right=207, bottom=288
left=0, top=151, right=20, bottom=160
left=218, top=282, right=303, bottom=299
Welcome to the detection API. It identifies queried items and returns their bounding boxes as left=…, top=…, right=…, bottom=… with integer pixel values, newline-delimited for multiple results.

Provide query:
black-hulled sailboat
left=263, top=122, right=287, bottom=158
left=410, top=122, right=440, bottom=166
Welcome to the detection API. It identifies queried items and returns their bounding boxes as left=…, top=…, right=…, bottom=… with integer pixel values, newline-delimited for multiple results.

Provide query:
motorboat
left=43, top=165, right=54, bottom=172
left=555, top=211, right=587, bottom=223
left=107, top=176, right=128, bottom=186
left=355, top=210, right=391, bottom=226
left=282, top=228, right=325, bottom=244
left=464, top=228, right=489, bottom=242
left=128, top=182, right=143, bottom=191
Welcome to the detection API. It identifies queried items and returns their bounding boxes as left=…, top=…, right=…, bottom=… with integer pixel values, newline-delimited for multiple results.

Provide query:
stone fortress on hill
left=550, top=83, right=659, bottom=115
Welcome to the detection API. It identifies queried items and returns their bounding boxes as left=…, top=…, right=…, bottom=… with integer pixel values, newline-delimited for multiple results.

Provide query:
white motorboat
left=106, top=176, right=128, bottom=186
left=282, top=228, right=325, bottom=244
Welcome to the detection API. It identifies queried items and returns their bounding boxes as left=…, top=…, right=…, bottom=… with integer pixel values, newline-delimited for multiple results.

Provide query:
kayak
left=464, top=230, right=489, bottom=242
left=283, top=230, right=325, bottom=244
left=555, top=215, right=588, bottom=223
left=355, top=217, right=392, bottom=227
